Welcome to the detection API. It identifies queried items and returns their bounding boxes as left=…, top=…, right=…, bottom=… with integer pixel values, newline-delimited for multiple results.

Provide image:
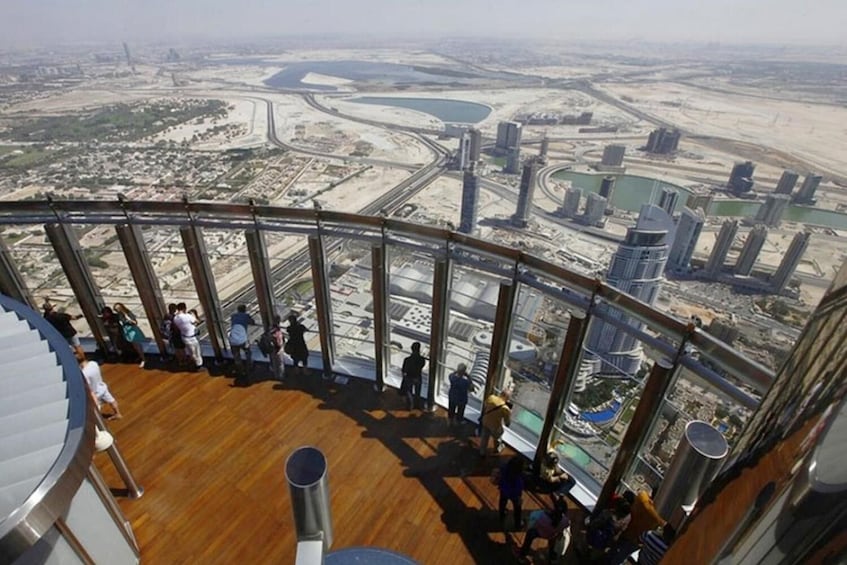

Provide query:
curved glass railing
left=0, top=199, right=775, bottom=508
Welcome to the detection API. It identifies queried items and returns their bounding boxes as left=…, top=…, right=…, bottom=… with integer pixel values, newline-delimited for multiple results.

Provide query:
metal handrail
left=0, top=198, right=776, bottom=392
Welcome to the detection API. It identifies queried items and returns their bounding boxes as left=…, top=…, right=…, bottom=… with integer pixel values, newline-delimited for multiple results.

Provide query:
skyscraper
left=583, top=193, right=607, bottom=227
left=728, top=161, right=755, bottom=194
left=496, top=121, right=522, bottom=153
left=775, top=169, right=799, bottom=195
left=645, top=128, right=681, bottom=154
left=735, top=225, right=768, bottom=276
left=512, top=159, right=539, bottom=228
left=599, top=144, right=626, bottom=171
left=658, top=187, right=679, bottom=216
left=452, top=132, right=472, bottom=171
left=562, top=186, right=582, bottom=218
left=667, top=206, right=705, bottom=272
left=754, top=194, right=790, bottom=227
left=599, top=176, right=615, bottom=214
left=585, top=204, right=673, bottom=375
left=771, top=231, right=811, bottom=293
left=467, top=127, right=482, bottom=164
left=539, top=135, right=550, bottom=164
left=705, top=219, right=739, bottom=277
left=793, top=173, right=822, bottom=204
left=459, top=165, right=480, bottom=234
left=504, top=146, right=521, bottom=174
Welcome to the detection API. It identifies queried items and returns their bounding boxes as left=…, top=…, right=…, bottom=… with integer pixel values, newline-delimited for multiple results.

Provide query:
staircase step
left=0, top=339, right=51, bottom=360
left=0, top=366, right=65, bottom=396
left=0, top=399, right=69, bottom=439
left=0, top=329, right=41, bottom=352
left=0, top=420, right=68, bottom=463
left=0, top=354, right=60, bottom=379
left=0, top=311, right=27, bottom=337
left=0, top=444, right=64, bottom=491
left=0, top=383, right=67, bottom=416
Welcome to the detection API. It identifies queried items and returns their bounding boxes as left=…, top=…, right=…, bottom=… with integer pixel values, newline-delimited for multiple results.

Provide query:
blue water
left=554, top=171, right=847, bottom=230
left=349, top=96, right=491, bottom=124
left=581, top=400, right=622, bottom=425
left=262, top=61, right=464, bottom=91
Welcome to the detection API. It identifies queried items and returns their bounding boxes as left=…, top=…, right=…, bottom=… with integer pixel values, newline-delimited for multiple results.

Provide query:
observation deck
left=0, top=199, right=778, bottom=562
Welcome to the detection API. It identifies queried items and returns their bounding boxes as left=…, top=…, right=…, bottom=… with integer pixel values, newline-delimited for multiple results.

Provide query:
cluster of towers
left=727, top=162, right=822, bottom=206
left=495, top=121, right=523, bottom=174
left=703, top=220, right=811, bottom=294
left=560, top=177, right=616, bottom=227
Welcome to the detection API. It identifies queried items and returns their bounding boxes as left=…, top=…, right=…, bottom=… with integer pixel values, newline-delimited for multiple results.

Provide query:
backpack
left=257, top=330, right=275, bottom=356
left=586, top=511, right=616, bottom=550
left=160, top=317, right=172, bottom=340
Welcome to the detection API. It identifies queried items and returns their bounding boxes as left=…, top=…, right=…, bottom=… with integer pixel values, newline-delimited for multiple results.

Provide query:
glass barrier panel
left=386, top=244, right=435, bottom=390
left=1, top=224, right=83, bottom=328
left=324, top=236, right=376, bottom=379
left=139, top=225, right=201, bottom=310
left=264, top=231, right=321, bottom=361
left=441, top=262, right=502, bottom=410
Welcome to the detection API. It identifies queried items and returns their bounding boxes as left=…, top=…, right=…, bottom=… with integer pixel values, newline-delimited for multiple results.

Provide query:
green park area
left=6, top=99, right=228, bottom=143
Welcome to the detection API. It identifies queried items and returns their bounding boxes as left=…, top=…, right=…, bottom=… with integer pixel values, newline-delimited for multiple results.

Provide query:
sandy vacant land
left=600, top=81, right=847, bottom=179
left=271, top=94, right=432, bottom=166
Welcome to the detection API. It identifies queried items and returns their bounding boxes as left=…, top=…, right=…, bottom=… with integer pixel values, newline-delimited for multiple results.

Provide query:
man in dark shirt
left=401, top=342, right=426, bottom=410
left=44, top=303, right=85, bottom=358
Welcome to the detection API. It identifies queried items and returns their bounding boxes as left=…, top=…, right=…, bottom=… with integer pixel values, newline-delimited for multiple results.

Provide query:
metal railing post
left=308, top=235, right=334, bottom=376
left=115, top=223, right=167, bottom=355
left=92, top=408, right=144, bottom=499
left=535, top=310, right=589, bottom=464
left=371, top=244, right=389, bottom=391
left=245, top=229, right=276, bottom=329
left=427, top=257, right=450, bottom=411
left=179, top=225, right=226, bottom=362
left=483, top=279, right=518, bottom=400
left=596, top=357, right=675, bottom=511
left=43, top=223, right=109, bottom=352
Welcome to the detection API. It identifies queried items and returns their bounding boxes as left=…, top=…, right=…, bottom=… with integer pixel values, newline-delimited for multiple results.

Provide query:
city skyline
left=1, top=0, right=846, bottom=48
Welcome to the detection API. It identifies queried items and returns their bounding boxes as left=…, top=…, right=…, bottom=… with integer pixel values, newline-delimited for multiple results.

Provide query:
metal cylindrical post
left=286, top=446, right=333, bottom=551
left=655, top=420, right=728, bottom=519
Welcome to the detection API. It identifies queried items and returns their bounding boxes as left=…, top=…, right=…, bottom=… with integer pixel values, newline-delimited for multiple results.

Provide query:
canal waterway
left=553, top=171, right=847, bottom=230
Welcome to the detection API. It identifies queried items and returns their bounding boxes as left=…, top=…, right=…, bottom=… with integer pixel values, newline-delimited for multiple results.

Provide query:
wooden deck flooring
left=95, top=358, right=584, bottom=564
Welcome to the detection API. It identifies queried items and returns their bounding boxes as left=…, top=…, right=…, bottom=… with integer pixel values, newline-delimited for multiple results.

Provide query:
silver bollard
left=286, top=446, right=333, bottom=551
left=655, top=420, right=728, bottom=521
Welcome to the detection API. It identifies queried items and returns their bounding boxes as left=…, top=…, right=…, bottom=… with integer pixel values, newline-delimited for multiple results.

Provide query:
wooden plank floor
left=94, top=358, right=585, bottom=564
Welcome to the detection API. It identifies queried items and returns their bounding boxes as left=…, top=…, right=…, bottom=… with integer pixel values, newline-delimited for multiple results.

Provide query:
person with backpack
left=516, top=496, right=571, bottom=562
left=173, top=303, right=202, bottom=370
left=229, top=304, right=256, bottom=372
left=479, top=389, right=512, bottom=456
left=447, top=363, right=475, bottom=426
left=285, top=313, right=309, bottom=378
left=584, top=497, right=632, bottom=561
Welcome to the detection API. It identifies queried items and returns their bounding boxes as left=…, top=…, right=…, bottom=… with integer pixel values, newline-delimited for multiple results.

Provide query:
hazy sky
left=1, top=0, right=844, bottom=48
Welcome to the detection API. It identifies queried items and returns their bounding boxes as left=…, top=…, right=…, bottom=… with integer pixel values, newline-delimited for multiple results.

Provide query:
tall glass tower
left=586, top=204, right=674, bottom=375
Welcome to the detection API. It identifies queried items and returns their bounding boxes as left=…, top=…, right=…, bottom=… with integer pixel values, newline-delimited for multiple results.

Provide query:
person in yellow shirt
left=479, top=390, right=512, bottom=456
left=610, top=489, right=666, bottom=564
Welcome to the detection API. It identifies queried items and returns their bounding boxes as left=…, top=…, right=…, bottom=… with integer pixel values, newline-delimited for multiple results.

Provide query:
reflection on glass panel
left=386, top=245, right=434, bottom=390
left=75, top=224, right=149, bottom=334
left=625, top=367, right=753, bottom=495
left=1, top=224, right=84, bottom=330
left=504, top=283, right=573, bottom=449
left=550, top=423, right=610, bottom=493
left=265, top=231, right=321, bottom=358
left=440, top=262, right=501, bottom=409
left=325, top=237, right=375, bottom=379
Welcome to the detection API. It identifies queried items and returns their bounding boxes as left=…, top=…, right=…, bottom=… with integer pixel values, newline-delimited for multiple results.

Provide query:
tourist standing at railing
left=447, top=363, right=475, bottom=426
left=114, top=303, right=147, bottom=368
left=229, top=304, right=256, bottom=370
left=284, top=313, right=309, bottom=378
left=270, top=315, right=286, bottom=380
left=163, top=303, right=187, bottom=367
left=76, top=351, right=122, bottom=419
left=401, top=342, right=426, bottom=410
left=43, top=301, right=85, bottom=360
left=479, top=389, right=512, bottom=456
left=173, top=303, right=202, bottom=370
